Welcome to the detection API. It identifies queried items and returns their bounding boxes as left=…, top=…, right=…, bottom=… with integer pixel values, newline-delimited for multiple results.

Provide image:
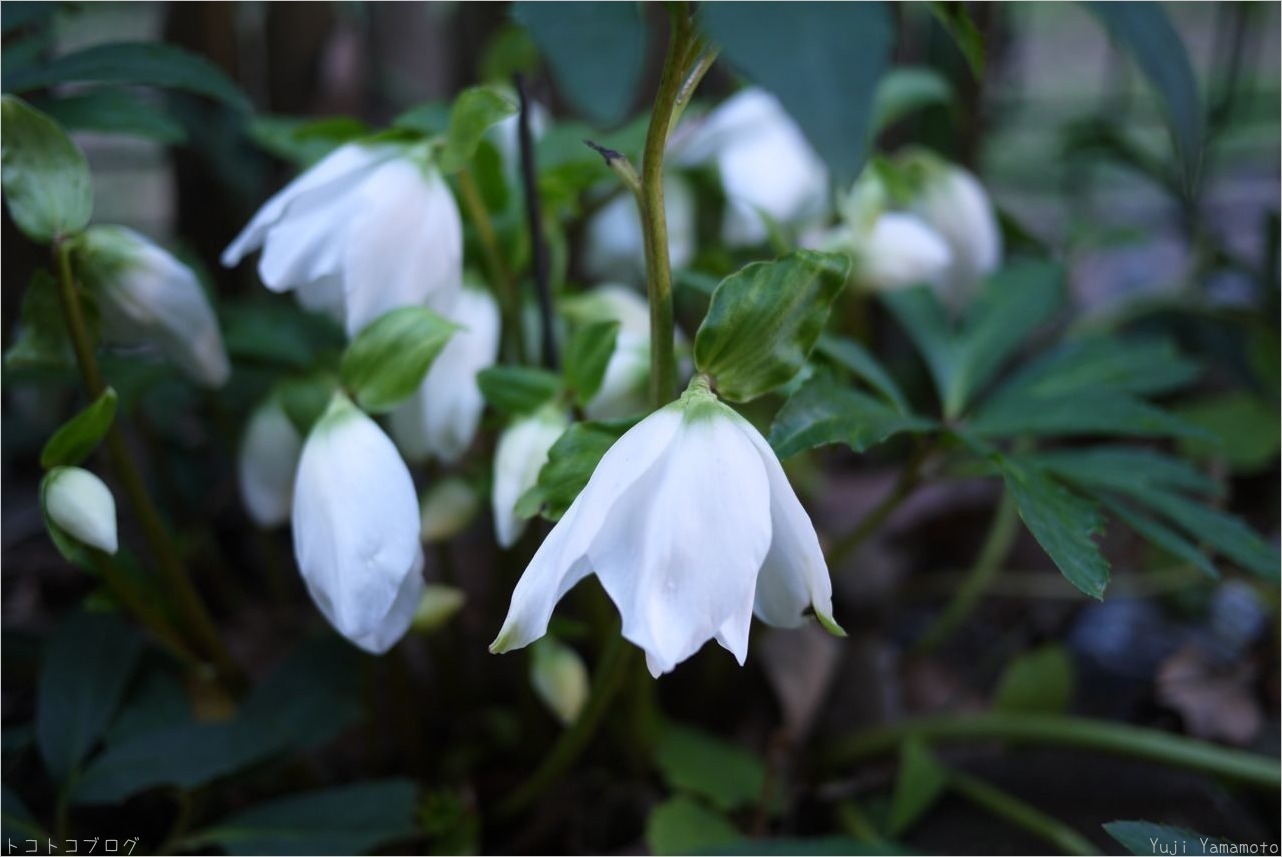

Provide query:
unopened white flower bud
left=530, top=638, right=589, bottom=725
left=43, top=466, right=118, bottom=554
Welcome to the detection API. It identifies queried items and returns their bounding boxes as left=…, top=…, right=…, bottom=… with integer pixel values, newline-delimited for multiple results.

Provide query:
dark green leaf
left=5, top=42, right=250, bottom=112
left=104, top=670, right=190, bottom=748
left=187, top=780, right=418, bottom=856
left=815, top=334, right=910, bottom=413
left=1, top=95, right=92, bottom=243
left=221, top=299, right=344, bottom=369
left=1100, top=497, right=1218, bottom=579
left=888, top=737, right=948, bottom=835
left=1031, top=447, right=1220, bottom=499
left=392, top=101, right=451, bottom=137
left=4, top=270, right=77, bottom=372
left=1103, top=821, right=1222, bottom=856
left=925, top=1, right=985, bottom=78
left=769, top=371, right=935, bottom=460
left=439, top=86, right=518, bottom=173
left=40, top=388, right=117, bottom=469
left=564, top=320, right=620, bottom=405
left=1176, top=391, right=1280, bottom=475
left=872, top=66, right=954, bottom=133
left=477, top=365, right=562, bottom=417
left=655, top=725, right=766, bottom=813
left=1085, top=2, right=1203, bottom=193
left=276, top=373, right=340, bottom=437
left=700, top=2, right=893, bottom=184
left=986, top=337, right=1200, bottom=402
left=37, top=612, right=144, bottom=781
left=646, top=796, right=742, bottom=857
left=521, top=418, right=635, bottom=521
left=694, top=250, right=849, bottom=402
left=968, top=392, right=1210, bottom=441
left=993, top=645, right=1075, bottom=714
left=480, top=23, right=540, bottom=83
left=999, top=457, right=1110, bottom=598
left=513, top=1, right=647, bottom=127
left=1136, top=491, right=1279, bottom=581
left=340, top=307, right=457, bottom=413
left=38, top=89, right=186, bottom=143
left=2, top=2, right=59, bottom=36
left=2, top=784, right=45, bottom=845
left=249, top=115, right=370, bottom=167
left=700, top=838, right=899, bottom=856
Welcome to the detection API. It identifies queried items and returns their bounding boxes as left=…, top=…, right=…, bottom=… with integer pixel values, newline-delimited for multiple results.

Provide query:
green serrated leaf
left=439, top=86, right=518, bottom=173
left=815, top=334, right=910, bottom=413
left=646, top=796, right=742, bottom=857
left=1100, top=496, right=1218, bottom=579
left=987, top=337, right=1200, bottom=402
left=6, top=41, right=250, bottom=112
left=1137, top=490, right=1279, bottom=581
left=340, top=307, right=457, bottom=413
left=999, top=457, right=1110, bottom=599
left=888, top=737, right=948, bottom=835
left=526, top=417, right=636, bottom=521
left=968, top=391, right=1210, bottom=442
left=1031, top=447, right=1220, bottom=499
left=38, top=88, right=187, bottom=143
left=514, top=2, right=647, bottom=127
left=1, top=95, right=93, bottom=243
left=695, top=250, right=849, bottom=402
left=565, top=320, right=620, bottom=405
left=993, top=645, right=1075, bottom=714
left=769, top=371, right=935, bottom=460
left=37, top=612, right=144, bottom=782
left=186, top=780, right=418, bottom=856
left=41, top=388, right=118, bottom=469
left=700, top=2, right=892, bottom=184
left=477, top=365, right=562, bottom=417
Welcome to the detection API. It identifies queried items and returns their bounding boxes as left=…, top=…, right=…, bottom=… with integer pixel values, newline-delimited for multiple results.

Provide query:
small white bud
left=43, top=466, right=118, bottom=554
left=530, top=638, right=589, bottom=725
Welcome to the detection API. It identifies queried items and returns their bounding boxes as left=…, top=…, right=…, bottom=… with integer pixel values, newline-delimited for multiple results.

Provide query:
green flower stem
left=826, top=442, right=931, bottom=568
left=826, top=712, right=1281, bottom=791
left=947, top=769, right=1096, bottom=856
left=639, top=2, right=698, bottom=409
left=910, top=485, right=1020, bottom=655
left=668, top=43, right=720, bottom=139
left=53, top=241, right=243, bottom=692
left=496, top=629, right=633, bottom=818
left=89, top=550, right=201, bottom=667
left=457, top=166, right=526, bottom=362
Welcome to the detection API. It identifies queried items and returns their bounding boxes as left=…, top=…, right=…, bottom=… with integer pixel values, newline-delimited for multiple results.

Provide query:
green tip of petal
left=816, top=610, right=847, bottom=638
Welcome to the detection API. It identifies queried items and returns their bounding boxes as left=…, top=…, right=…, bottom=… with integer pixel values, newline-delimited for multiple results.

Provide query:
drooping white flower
left=530, top=637, right=589, bottom=725
left=292, top=392, right=424, bottom=654
left=238, top=396, right=302, bottom=528
left=43, top=466, right=118, bottom=554
left=492, top=405, right=569, bottom=549
left=388, top=285, right=500, bottom=464
left=562, top=284, right=652, bottom=420
left=910, top=164, right=1002, bottom=308
left=815, top=211, right=953, bottom=294
left=492, top=377, right=840, bottom=677
left=71, top=226, right=230, bottom=387
left=221, top=142, right=462, bottom=336
left=675, top=88, right=829, bottom=247
left=582, top=175, right=695, bottom=285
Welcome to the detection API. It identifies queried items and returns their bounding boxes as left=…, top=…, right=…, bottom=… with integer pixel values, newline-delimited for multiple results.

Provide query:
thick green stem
left=911, top=486, right=1020, bottom=654
left=826, top=712, right=1280, bottom=790
left=496, top=630, right=633, bottom=818
left=457, top=166, right=526, bottom=362
left=53, top=242, right=243, bottom=691
left=948, top=770, right=1096, bottom=856
left=826, top=443, right=931, bottom=568
left=638, top=3, right=695, bottom=409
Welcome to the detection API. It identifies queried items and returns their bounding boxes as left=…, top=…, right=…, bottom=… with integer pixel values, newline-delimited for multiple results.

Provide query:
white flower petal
left=492, top=408, right=568, bottom=549
left=292, top=395, right=420, bottom=646
left=45, top=467, right=118, bottom=554
left=589, top=407, right=771, bottom=675
left=857, top=212, right=953, bottom=293
left=221, top=143, right=392, bottom=267
left=389, top=287, right=500, bottom=464
left=731, top=414, right=837, bottom=631
left=256, top=186, right=353, bottom=292
left=349, top=550, right=426, bottom=654
left=912, top=167, right=1002, bottom=308
left=491, top=406, right=683, bottom=653
left=238, top=397, right=302, bottom=528
left=342, top=161, right=462, bottom=335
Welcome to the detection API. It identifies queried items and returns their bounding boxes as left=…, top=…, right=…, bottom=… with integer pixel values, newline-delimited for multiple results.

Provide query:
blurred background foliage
left=1, top=2, right=1278, bottom=855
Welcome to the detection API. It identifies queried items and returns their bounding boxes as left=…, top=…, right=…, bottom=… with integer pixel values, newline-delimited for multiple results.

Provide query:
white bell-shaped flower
left=492, top=405, right=569, bottom=549
left=582, top=175, right=695, bottom=285
left=814, top=211, right=953, bottom=294
left=72, top=226, right=230, bottom=387
left=389, top=285, right=500, bottom=464
left=492, top=378, right=840, bottom=677
left=910, top=163, right=1002, bottom=308
left=292, top=392, right=424, bottom=654
left=222, top=142, right=462, bottom=336
left=675, top=88, right=829, bottom=247
left=238, top=396, right=302, bottom=528
left=43, top=466, right=118, bottom=554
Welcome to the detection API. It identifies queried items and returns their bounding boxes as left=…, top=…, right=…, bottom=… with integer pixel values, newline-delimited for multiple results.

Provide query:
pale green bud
left=43, top=466, right=118, bottom=554
left=530, top=638, right=589, bottom=725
